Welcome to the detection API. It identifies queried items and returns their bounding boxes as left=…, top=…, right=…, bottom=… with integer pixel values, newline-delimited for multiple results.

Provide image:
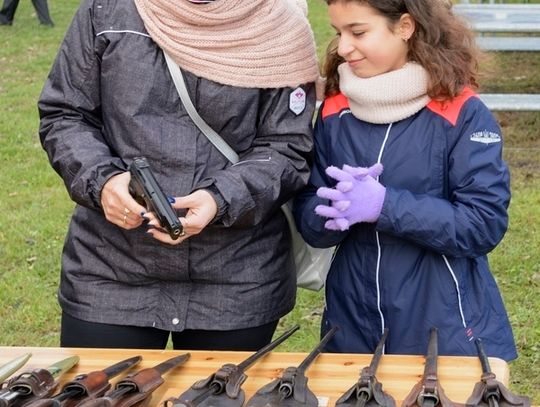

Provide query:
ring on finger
left=180, top=218, right=188, bottom=237
left=123, top=214, right=128, bottom=224
left=124, top=207, right=131, bottom=214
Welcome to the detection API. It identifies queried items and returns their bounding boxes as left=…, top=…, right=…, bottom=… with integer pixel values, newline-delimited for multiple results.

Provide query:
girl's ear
left=397, top=13, right=415, bottom=41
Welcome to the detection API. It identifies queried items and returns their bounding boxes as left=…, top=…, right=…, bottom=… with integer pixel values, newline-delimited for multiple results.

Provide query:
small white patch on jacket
left=289, top=87, right=306, bottom=115
left=470, top=130, right=501, bottom=144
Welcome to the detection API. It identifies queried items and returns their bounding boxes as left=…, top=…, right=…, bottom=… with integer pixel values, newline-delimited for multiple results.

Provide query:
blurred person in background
left=0, top=0, right=53, bottom=26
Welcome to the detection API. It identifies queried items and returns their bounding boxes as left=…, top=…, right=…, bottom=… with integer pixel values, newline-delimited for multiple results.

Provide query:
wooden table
left=0, top=346, right=509, bottom=406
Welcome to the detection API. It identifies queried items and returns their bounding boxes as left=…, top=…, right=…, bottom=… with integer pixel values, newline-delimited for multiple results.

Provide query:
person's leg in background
left=170, top=321, right=279, bottom=351
left=61, top=312, right=170, bottom=349
left=0, top=0, right=19, bottom=25
left=31, top=0, right=53, bottom=26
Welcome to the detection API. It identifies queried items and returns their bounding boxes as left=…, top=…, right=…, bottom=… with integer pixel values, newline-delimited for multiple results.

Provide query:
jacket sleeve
left=293, top=106, right=348, bottom=248
left=38, top=0, right=126, bottom=210
left=377, top=98, right=510, bottom=257
left=196, top=84, right=317, bottom=227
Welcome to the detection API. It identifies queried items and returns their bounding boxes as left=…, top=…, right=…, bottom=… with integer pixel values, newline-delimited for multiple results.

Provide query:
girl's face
left=329, top=2, right=412, bottom=78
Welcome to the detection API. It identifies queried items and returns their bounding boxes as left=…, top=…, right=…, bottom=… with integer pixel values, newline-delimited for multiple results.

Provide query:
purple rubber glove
left=315, top=164, right=386, bottom=231
left=342, top=163, right=383, bottom=180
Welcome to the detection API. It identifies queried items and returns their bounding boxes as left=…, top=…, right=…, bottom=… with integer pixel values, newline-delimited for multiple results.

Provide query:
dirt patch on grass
left=480, top=51, right=540, bottom=94
left=478, top=52, right=540, bottom=185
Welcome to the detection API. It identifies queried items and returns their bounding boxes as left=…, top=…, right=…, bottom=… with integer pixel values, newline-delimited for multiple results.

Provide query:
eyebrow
left=331, top=22, right=369, bottom=30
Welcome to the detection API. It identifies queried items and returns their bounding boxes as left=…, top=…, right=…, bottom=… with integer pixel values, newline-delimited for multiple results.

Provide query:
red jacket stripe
left=322, top=93, right=350, bottom=119
left=426, top=87, right=478, bottom=126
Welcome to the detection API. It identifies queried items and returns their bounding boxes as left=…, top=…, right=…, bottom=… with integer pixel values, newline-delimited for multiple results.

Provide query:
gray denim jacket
left=38, top=0, right=316, bottom=331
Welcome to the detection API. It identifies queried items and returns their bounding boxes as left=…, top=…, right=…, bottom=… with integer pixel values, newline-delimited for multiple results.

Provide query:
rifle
left=245, top=326, right=338, bottom=407
left=129, top=156, right=183, bottom=240
left=0, top=354, right=32, bottom=384
left=466, top=339, right=530, bottom=407
left=335, top=328, right=395, bottom=407
left=25, top=356, right=142, bottom=407
left=402, top=328, right=462, bottom=407
left=77, top=354, right=190, bottom=407
left=0, top=356, right=79, bottom=407
left=166, top=326, right=300, bottom=407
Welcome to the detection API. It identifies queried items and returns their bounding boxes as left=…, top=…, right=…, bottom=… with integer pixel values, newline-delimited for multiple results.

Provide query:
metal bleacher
left=453, top=2, right=540, bottom=111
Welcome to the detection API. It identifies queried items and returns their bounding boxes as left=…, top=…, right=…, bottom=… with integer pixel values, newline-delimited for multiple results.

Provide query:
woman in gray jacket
left=38, top=0, right=318, bottom=350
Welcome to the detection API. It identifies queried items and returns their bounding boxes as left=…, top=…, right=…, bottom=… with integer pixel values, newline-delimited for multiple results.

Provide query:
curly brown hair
left=323, top=0, right=481, bottom=101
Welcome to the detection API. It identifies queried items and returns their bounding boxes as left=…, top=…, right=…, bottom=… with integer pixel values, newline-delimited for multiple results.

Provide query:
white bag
left=282, top=204, right=334, bottom=291
left=163, top=51, right=334, bottom=290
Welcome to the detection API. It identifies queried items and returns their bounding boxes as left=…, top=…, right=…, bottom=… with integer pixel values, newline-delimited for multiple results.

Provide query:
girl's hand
left=315, top=164, right=386, bottom=230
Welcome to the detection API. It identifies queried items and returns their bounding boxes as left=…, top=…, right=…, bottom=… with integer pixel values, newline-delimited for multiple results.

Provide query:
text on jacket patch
left=470, top=130, right=501, bottom=144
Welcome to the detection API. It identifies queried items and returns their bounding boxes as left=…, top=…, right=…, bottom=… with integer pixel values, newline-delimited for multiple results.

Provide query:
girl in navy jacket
left=294, top=0, right=517, bottom=360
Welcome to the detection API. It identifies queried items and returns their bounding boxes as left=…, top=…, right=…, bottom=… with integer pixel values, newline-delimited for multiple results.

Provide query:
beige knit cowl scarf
left=338, top=62, right=431, bottom=124
left=134, top=0, right=319, bottom=89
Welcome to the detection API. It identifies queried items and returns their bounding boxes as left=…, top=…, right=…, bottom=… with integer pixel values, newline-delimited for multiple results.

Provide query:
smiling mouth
left=348, top=58, right=365, bottom=66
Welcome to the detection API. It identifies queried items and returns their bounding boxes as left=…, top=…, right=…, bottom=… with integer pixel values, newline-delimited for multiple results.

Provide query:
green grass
left=0, top=0, right=539, bottom=402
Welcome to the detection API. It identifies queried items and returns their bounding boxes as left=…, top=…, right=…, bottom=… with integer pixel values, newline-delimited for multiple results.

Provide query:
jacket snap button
left=172, top=318, right=180, bottom=325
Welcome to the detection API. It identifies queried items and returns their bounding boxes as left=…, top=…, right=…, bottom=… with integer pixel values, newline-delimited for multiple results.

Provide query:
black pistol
left=128, top=157, right=183, bottom=240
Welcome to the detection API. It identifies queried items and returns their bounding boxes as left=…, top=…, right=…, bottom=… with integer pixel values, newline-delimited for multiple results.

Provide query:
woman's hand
left=145, top=189, right=218, bottom=245
left=100, top=172, right=146, bottom=229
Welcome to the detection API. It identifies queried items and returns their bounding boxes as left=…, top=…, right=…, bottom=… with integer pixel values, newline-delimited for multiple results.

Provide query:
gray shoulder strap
left=163, top=51, right=240, bottom=164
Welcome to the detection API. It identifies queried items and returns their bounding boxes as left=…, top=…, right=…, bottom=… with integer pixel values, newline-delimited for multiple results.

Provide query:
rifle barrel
left=237, top=326, right=299, bottom=371
left=368, top=328, right=389, bottom=373
left=474, top=338, right=492, bottom=374
left=424, top=328, right=438, bottom=378
left=297, top=326, right=338, bottom=374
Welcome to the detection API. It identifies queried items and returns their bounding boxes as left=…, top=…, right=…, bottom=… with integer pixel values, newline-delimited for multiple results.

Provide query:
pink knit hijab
left=134, top=0, right=319, bottom=88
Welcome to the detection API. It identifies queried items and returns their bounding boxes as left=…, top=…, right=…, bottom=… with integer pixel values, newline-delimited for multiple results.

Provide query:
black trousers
left=0, top=0, right=53, bottom=25
left=61, top=312, right=279, bottom=351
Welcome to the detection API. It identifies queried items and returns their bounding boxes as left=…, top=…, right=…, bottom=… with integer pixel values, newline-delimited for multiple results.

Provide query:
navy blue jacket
left=294, top=88, right=517, bottom=361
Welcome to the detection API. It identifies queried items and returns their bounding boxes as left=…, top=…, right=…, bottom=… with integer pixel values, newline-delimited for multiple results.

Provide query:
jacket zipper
left=374, top=123, right=392, bottom=336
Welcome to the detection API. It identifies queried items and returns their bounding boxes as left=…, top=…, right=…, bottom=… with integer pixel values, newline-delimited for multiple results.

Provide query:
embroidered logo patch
left=470, top=130, right=501, bottom=144
left=289, top=87, right=306, bottom=115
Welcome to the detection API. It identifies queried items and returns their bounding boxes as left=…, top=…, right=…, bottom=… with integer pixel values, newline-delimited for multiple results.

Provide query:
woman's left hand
left=145, top=189, right=218, bottom=245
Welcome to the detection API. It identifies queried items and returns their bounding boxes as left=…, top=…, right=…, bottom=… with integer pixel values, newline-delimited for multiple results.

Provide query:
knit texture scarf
left=134, top=0, right=319, bottom=89
left=338, top=62, right=431, bottom=124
